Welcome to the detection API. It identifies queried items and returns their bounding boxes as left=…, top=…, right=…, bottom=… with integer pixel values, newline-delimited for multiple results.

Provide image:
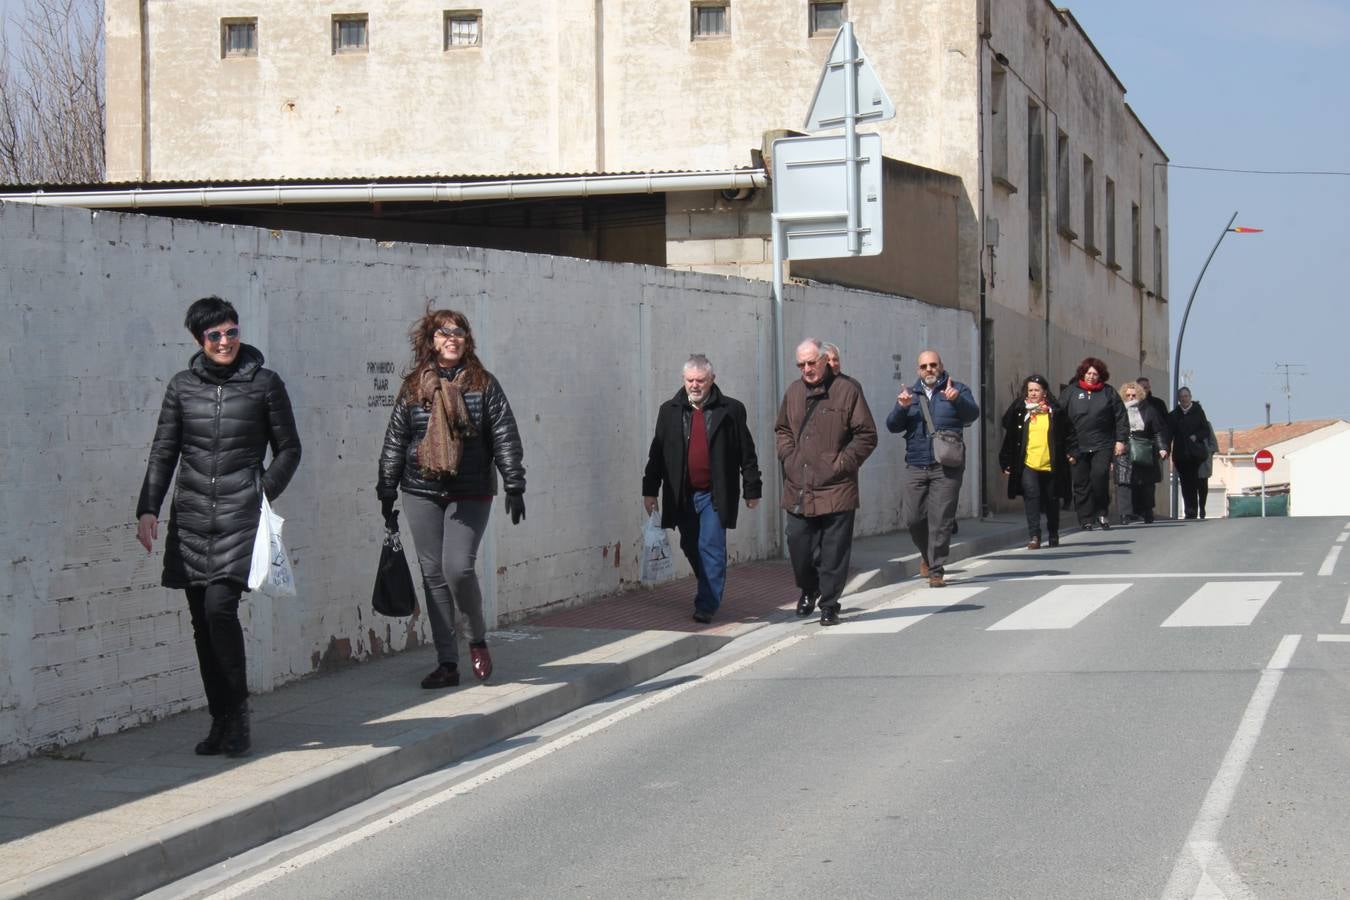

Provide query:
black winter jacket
left=1169, top=402, right=1217, bottom=465
left=136, top=345, right=302, bottom=589
left=998, top=398, right=1072, bottom=501
left=1122, top=400, right=1169, bottom=485
left=1060, top=383, right=1128, bottom=456
left=642, top=383, right=762, bottom=530
left=377, top=372, right=525, bottom=501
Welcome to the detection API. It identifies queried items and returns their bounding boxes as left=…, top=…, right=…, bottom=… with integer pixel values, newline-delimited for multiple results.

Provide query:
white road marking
left=201, top=630, right=814, bottom=898
left=1317, top=634, right=1350, bottom=643
left=986, top=583, right=1129, bottom=631
left=999, top=572, right=1301, bottom=581
left=1341, top=592, right=1350, bottom=625
left=1160, top=634, right=1301, bottom=900
left=1335, top=532, right=1348, bottom=545
left=821, top=586, right=988, bottom=635
left=1161, top=582, right=1280, bottom=628
left=1318, top=545, right=1341, bottom=577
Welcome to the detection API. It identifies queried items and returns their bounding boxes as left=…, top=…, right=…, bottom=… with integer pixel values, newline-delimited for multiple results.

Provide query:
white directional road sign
left=771, top=132, right=883, bottom=260
left=803, top=26, right=895, bottom=132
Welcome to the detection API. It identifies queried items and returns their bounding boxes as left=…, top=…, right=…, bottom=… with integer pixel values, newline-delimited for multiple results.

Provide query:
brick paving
left=526, top=561, right=800, bottom=635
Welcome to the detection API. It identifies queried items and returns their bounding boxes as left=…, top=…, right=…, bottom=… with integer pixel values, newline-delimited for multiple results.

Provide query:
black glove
left=504, top=491, right=525, bottom=525
left=380, top=495, right=396, bottom=524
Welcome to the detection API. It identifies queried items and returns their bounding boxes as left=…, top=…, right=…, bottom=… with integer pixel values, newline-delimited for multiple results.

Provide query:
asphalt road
left=168, top=516, right=1350, bottom=900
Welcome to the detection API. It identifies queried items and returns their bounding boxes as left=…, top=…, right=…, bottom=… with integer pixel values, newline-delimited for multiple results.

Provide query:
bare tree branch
left=0, top=0, right=104, bottom=184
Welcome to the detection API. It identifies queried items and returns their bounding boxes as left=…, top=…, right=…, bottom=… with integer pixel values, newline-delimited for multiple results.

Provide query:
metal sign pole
left=771, top=215, right=788, bottom=557
left=1261, top=469, right=1267, bottom=518
left=842, top=22, right=860, bottom=255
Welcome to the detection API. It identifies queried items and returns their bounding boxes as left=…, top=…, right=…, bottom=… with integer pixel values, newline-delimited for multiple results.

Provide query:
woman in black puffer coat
left=137, top=297, right=302, bottom=758
left=377, top=309, right=526, bottom=691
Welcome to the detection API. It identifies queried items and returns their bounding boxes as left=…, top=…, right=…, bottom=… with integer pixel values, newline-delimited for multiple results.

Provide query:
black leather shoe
left=222, top=702, right=251, bottom=758
left=795, top=592, right=818, bottom=617
left=819, top=606, right=839, bottom=626
left=195, top=715, right=227, bottom=756
left=421, top=664, right=460, bottom=689
left=1098, top=515, right=1111, bottom=531
left=1048, top=534, right=1060, bottom=547
left=692, top=610, right=713, bottom=624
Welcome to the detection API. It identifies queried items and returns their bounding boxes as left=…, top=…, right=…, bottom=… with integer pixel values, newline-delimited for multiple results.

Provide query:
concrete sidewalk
left=0, top=516, right=1024, bottom=900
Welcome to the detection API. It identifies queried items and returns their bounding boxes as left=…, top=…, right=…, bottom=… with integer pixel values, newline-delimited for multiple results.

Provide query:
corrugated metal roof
left=1215, top=419, right=1346, bottom=454
left=2, top=168, right=760, bottom=193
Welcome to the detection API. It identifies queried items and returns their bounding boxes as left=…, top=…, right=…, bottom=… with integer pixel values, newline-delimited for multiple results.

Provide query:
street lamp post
left=1170, top=210, right=1261, bottom=517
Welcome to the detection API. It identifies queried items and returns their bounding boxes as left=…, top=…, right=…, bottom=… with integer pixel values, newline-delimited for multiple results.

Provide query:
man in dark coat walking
left=775, top=339, right=878, bottom=626
left=643, top=354, right=762, bottom=624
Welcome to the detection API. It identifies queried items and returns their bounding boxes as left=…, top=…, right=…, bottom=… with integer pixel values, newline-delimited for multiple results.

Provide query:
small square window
left=445, top=10, right=482, bottom=48
left=221, top=19, right=257, bottom=58
left=332, top=14, right=368, bottom=54
left=809, top=2, right=845, bottom=36
left=691, top=2, right=728, bottom=40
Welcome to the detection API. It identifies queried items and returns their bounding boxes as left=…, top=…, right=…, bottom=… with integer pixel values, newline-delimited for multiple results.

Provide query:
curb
left=2, top=631, right=731, bottom=900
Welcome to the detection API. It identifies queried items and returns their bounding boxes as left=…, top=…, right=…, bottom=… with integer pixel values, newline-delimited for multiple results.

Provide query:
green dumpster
left=1227, top=494, right=1288, bottom=517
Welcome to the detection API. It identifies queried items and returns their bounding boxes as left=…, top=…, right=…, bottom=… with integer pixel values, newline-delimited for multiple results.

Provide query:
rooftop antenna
left=1273, top=362, right=1307, bottom=424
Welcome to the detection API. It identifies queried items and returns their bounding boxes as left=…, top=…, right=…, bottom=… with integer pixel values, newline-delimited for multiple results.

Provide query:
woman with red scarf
left=1059, top=357, right=1128, bottom=531
left=999, top=375, right=1072, bottom=548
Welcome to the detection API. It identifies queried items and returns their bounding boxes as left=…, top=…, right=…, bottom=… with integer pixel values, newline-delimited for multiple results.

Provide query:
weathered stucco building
left=103, top=0, right=1168, bottom=510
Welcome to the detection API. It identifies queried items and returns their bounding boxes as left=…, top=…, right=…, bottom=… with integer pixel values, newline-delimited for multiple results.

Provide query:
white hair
left=683, top=354, right=714, bottom=377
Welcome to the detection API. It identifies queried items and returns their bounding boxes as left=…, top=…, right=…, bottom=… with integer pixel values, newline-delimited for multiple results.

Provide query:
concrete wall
left=1288, top=430, right=1350, bottom=517
left=0, top=201, right=977, bottom=762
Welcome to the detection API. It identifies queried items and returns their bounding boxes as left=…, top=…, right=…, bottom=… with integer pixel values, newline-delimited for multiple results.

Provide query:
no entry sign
left=1253, top=448, right=1275, bottom=472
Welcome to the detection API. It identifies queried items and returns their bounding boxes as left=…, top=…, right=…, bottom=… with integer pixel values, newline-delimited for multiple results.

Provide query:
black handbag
left=372, top=512, right=419, bottom=617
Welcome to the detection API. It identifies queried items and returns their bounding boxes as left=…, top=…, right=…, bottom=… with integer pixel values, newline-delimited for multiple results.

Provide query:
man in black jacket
left=643, top=355, right=762, bottom=624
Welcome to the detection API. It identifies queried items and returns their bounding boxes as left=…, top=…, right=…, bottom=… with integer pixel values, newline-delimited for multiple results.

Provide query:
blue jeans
left=677, top=490, right=727, bottom=614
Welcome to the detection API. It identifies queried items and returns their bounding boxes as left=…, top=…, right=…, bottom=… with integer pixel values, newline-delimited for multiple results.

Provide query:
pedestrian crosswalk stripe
left=1161, top=581, right=1280, bottom=628
left=823, top=586, right=988, bottom=635
left=985, top=583, right=1130, bottom=631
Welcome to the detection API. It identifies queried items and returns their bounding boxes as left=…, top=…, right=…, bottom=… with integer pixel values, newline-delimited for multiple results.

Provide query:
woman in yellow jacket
left=999, top=375, right=1073, bottom=548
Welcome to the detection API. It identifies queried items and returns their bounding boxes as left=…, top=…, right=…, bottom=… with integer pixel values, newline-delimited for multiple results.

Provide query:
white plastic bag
left=248, top=494, right=297, bottom=595
left=639, top=511, right=676, bottom=584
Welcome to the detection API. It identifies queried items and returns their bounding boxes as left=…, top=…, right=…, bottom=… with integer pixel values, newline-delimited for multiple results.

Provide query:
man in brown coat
left=775, top=338, right=878, bottom=626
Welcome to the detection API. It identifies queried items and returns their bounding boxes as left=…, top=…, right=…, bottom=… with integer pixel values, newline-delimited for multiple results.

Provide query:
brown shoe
left=469, top=643, right=493, bottom=681
left=928, top=573, right=946, bottom=588
left=919, top=560, right=930, bottom=578
left=1027, top=537, right=1041, bottom=550
left=421, top=664, right=460, bottom=689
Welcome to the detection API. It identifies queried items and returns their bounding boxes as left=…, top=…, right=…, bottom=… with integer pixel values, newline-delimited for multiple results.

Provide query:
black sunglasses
left=205, top=327, right=240, bottom=343
left=437, top=326, right=467, bottom=340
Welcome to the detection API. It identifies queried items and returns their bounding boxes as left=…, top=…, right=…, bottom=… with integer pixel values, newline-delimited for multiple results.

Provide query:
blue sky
left=1066, top=0, right=1350, bottom=429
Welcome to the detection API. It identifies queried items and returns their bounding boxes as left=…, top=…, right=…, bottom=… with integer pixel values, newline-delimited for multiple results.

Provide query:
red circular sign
left=1253, top=449, right=1275, bottom=472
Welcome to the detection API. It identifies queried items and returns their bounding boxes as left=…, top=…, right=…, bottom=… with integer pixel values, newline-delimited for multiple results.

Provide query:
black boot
left=195, top=715, right=228, bottom=756
left=222, top=702, right=251, bottom=758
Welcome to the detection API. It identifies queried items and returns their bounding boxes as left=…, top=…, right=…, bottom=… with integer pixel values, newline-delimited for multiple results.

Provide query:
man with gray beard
left=644, top=355, right=762, bottom=624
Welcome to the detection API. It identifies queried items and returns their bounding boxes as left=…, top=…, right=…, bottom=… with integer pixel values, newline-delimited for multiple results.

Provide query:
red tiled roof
left=1214, top=419, right=1345, bottom=454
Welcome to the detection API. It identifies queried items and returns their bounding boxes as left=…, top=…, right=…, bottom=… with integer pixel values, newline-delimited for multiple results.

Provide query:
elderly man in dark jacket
left=137, top=296, right=302, bottom=758
left=643, top=355, right=761, bottom=624
left=887, top=349, right=980, bottom=586
left=775, top=338, right=878, bottom=626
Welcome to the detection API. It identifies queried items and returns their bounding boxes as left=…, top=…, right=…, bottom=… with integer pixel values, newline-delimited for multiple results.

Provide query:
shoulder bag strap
left=917, top=393, right=939, bottom=435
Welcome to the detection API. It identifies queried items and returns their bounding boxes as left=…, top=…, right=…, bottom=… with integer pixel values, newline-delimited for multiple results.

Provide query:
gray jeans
left=402, top=494, right=491, bottom=666
left=903, top=463, right=963, bottom=573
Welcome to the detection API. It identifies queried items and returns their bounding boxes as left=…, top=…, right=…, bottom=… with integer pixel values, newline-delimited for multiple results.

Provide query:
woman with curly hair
left=1060, top=357, right=1128, bottom=531
left=377, top=309, right=526, bottom=689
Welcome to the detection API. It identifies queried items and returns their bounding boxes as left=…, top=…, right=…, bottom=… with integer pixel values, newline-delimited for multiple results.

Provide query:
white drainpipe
left=0, top=170, right=767, bottom=208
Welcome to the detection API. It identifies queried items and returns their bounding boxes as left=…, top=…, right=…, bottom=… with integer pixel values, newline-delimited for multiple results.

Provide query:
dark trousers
left=904, top=463, right=964, bottom=572
left=1020, top=468, right=1060, bottom=538
left=785, top=510, right=856, bottom=612
left=1117, top=476, right=1156, bottom=523
left=1176, top=460, right=1208, bottom=518
left=186, top=582, right=248, bottom=717
left=1071, top=449, right=1113, bottom=524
